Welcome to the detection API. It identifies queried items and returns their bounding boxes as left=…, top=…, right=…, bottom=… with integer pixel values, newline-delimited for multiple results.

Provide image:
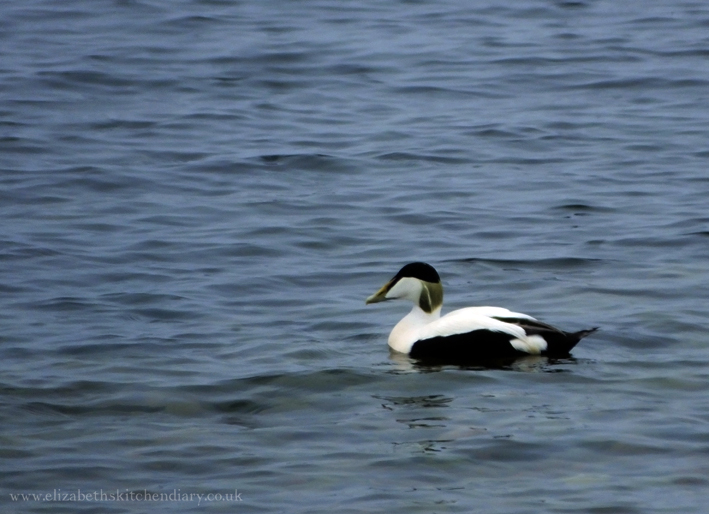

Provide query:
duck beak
left=365, top=280, right=393, bottom=304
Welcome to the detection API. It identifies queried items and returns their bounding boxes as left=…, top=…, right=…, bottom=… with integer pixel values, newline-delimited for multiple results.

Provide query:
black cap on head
left=394, top=262, right=440, bottom=283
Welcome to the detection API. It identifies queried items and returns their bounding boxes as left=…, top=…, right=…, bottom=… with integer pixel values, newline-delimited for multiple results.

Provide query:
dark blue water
left=2, top=1, right=709, bottom=512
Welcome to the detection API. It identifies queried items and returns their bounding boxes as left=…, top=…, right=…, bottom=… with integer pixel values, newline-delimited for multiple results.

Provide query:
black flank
left=409, top=325, right=598, bottom=364
left=410, top=330, right=524, bottom=362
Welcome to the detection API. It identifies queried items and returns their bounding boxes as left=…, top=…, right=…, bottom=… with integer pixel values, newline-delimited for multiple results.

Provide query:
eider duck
left=366, top=262, right=596, bottom=362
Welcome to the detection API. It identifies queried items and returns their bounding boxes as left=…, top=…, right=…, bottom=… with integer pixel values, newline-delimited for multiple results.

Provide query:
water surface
left=2, top=1, right=709, bottom=512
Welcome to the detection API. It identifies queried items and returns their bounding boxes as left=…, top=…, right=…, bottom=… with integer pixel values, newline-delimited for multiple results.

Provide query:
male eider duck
left=366, top=262, right=596, bottom=363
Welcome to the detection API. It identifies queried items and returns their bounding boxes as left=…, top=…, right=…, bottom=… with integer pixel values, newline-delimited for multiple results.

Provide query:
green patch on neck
left=419, top=282, right=443, bottom=313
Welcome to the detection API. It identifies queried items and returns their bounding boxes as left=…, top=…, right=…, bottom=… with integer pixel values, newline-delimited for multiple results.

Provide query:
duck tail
left=565, top=327, right=599, bottom=351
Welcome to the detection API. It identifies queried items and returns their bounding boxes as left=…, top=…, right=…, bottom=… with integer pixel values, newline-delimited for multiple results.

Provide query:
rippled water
left=2, top=1, right=709, bottom=512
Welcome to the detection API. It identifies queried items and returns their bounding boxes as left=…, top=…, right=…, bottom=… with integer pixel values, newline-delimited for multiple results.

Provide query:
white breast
left=388, top=305, right=440, bottom=354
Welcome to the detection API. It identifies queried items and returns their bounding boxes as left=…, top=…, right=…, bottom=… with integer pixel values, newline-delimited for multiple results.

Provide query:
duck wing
left=409, top=307, right=596, bottom=362
left=410, top=308, right=534, bottom=361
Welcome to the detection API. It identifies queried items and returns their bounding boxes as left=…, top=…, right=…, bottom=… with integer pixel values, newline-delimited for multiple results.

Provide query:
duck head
left=365, top=262, right=443, bottom=314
